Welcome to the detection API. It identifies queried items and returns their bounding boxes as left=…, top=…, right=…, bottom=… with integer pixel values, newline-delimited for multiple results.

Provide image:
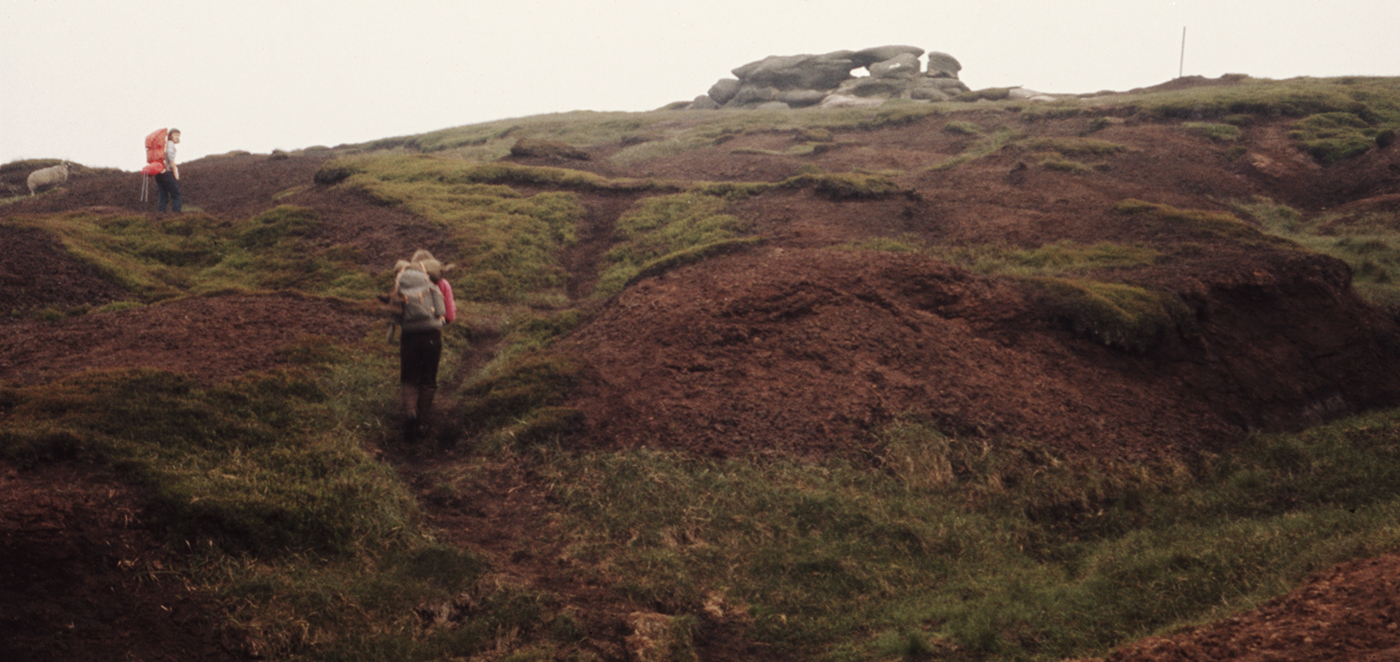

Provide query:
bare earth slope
left=4, top=77, right=1400, bottom=659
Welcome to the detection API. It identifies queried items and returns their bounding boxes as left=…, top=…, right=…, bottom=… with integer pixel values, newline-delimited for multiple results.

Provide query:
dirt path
left=372, top=181, right=789, bottom=656
left=563, top=192, right=639, bottom=300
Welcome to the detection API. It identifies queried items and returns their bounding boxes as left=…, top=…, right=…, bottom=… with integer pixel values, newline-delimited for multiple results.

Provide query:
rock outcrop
left=684, top=45, right=973, bottom=111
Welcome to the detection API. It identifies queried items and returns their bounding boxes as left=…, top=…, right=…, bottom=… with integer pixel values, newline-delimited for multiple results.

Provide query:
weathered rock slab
left=685, top=45, right=970, bottom=110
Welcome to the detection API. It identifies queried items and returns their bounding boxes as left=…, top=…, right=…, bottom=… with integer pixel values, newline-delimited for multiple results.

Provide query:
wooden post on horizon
left=1179, top=26, right=1186, bottom=78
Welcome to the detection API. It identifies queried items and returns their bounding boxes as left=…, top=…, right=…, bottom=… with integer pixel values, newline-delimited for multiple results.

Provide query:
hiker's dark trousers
left=155, top=172, right=182, bottom=213
left=400, top=328, right=442, bottom=388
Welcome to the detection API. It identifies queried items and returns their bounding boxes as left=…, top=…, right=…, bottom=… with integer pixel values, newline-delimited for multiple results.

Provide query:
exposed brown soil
left=3, top=76, right=1400, bottom=659
left=1104, top=554, right=1400, bottom=661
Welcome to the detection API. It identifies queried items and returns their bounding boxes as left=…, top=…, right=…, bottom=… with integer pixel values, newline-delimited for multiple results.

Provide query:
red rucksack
left=141, top=129, right=168, bottom=176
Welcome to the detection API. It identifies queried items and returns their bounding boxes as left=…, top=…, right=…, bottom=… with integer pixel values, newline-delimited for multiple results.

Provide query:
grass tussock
left=595, top=191, right=754, bottom=296
left=1289, top=111, right=1387, bottom=163
left=1020, top=276, right=1193, bottom=352
left=780, top=169, right=905, bottom=200
left=457, top=351, right=585, bottom=449
left=1235, top=196, right=1400, bottom=313
left=930, top=127, right=1023, bottom=171
left=1035, top=155, right=1110, bottom=173
left=1114, top=198, right=1292, bottom=247
left=1183, top=121, right=1243, bottom=142
left=730, top=129, right=840, bottom=157
left=943, top=120, right=986, bottom=136
left=845, top=237, right=1166, bottom=277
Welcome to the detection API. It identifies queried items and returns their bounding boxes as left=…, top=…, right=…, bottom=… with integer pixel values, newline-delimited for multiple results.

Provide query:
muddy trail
left=4, top=75, right=1400, bottom=660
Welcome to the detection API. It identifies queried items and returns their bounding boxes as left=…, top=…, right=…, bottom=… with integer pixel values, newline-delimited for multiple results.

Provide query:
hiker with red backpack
left=141, top=128, right=183, bottom=212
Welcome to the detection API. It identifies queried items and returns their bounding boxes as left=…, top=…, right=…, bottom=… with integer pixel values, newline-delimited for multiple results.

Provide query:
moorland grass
left=526, top=407, right=1400, bottom=661
left=1088, top=76, right=1400, bottom=123
left=1034, top=155, right=1109, bottom=173
left=0, top=356, right=411, bottom=555
left=9, top=341, right=1400, bottom=661
left=1024, top=276, right=1194, bottom=352
left=8, top=76, right=1400, bottom=662
left=779, top=170, right=905, bottom=200
left=3, top=207, right=379, bottom=308
left=1002, top=136, right=1131, bottom=173
left=319, top=156, right=600, bottom=303
left=1114, top=198, right=1295, bottom=248
left=341, top=104, right=949, bottom=169
left=929, top=127, right=1023, bottom=171
left=943, top=120, right=986, bottom=136
left=317, top=155, right=782, bottom=304
left=1073, top=76, right=1400, bottom=162
left=1182, top=121, right=1243, bottom=142
left=0, top=336, right=541, bottom=659
left=313, top=76, right=1400, bottom=178
left=456, top=350, right=585, bottom=448
left=1017, top=136, right=1132, bottom=156
left=842, top=237, right=1166, bottom=277
left=838, top=239, right=1185, bottom=350
left=594, top=191, right=754, bottom=297
left=1234, top=196, right=1400, bottom=312
left=1289, top=111, right=1390, bottom=163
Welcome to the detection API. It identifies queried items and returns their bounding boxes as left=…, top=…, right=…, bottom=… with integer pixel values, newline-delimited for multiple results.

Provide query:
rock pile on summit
left=686, top=45, right=972, bottom=110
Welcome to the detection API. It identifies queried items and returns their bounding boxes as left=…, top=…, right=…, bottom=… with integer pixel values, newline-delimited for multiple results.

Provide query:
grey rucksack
left=394, top=265, right=439, bottom=324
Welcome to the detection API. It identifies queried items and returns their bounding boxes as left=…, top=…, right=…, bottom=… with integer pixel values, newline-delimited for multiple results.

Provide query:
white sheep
left=27, top=161, right=71, bottom=196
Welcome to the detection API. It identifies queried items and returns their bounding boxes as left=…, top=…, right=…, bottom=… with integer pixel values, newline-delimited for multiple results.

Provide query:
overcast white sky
left=3, top=0, right=1396, bottom=170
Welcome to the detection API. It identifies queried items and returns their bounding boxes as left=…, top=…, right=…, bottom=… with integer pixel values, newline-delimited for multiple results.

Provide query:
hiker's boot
left=414, top=386, right=437, bottom=443
left=416, top=386, right=437, bottom=430
left=400, top=385, right=420, bottom=443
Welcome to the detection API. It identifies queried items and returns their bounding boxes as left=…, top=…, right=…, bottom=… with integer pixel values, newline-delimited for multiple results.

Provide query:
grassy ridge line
left=327, top=76, right=1400, bottom=171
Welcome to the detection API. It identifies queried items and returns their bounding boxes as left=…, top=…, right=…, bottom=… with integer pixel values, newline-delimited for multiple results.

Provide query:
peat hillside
left=5, top=76, right=1400, bottom=464
left=4, top=74, right=1400, bottom=661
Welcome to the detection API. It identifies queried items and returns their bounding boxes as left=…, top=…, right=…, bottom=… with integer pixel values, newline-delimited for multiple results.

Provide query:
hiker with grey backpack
left=386, top=252, right=448, bottom=443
